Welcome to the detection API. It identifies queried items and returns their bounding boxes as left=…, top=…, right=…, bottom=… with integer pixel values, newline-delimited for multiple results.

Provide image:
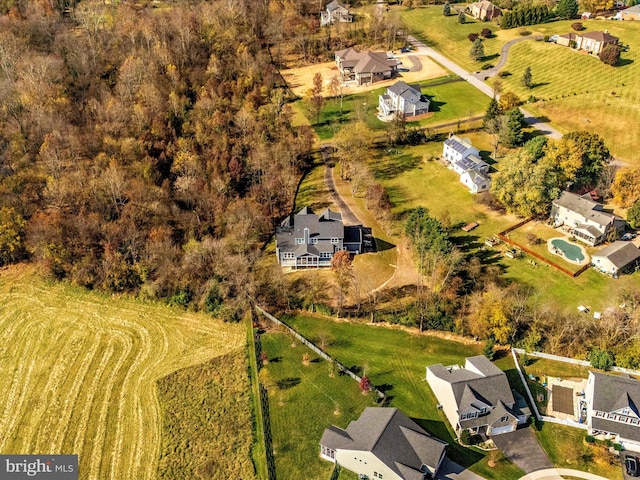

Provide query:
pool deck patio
left=547, top=237, right=590, bottom=266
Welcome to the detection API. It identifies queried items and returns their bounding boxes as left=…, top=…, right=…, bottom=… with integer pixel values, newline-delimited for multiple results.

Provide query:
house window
left=282, top=252, right=295, bottom=260
left=310, top=238, right=318, bottom=244
left=501, top=416, right=508, bottom=422
left=320, top=252, right=332, bottom=259
left=296, top=238, right=304, bottom=244
left=331, top=238, right=340, bottom=244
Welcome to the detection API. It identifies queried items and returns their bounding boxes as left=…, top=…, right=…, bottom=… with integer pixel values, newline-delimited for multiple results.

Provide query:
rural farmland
left=0, top=265, right=251, bottom=479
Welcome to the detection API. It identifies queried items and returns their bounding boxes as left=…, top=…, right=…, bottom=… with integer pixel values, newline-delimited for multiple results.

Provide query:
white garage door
left=491, top=425, right=516, bottom=435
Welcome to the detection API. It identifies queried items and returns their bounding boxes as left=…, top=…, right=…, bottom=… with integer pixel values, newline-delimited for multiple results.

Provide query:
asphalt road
left=407, top=35, right=563, bottom=140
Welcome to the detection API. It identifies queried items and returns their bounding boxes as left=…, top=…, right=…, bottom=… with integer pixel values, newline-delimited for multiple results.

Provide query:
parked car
left=622, top=232, right=637, bottom=241
left=626, top=455, right=639, bottom=477
left=400, top=47, right=411, bottom=53
left=549, top=34, right=558, bottom=42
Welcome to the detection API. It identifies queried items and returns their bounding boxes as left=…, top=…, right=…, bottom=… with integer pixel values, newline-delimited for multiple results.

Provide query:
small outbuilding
left=591, top=241, right=640, bottom=276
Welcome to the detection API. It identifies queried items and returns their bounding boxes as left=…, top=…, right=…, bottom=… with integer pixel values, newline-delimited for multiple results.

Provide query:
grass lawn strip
left=284, top=313, right=525, bottom=479
left=260, top=329, right=373, bottom=480
left=0, top=265, right=249, bottom=480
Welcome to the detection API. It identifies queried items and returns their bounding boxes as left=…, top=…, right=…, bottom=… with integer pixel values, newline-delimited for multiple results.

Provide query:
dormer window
left=331, top=238, right=340, bottom=244
left=296, top=238, right=304, bottom=244
left=310, top=238, right=318, bottom=244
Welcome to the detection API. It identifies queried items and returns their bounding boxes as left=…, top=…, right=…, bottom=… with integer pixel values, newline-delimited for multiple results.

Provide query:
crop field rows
left=0, top=266, right=245, bottom=480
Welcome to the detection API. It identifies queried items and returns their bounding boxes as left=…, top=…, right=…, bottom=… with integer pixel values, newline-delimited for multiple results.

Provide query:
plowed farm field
left=0, top=265, right=248, bottom=480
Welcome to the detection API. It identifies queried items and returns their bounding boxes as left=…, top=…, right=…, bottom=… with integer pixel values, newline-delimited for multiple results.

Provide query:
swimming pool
left=551, top=239, right=585, bottom=262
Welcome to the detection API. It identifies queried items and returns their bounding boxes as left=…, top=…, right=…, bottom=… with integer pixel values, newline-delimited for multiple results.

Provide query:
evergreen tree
left=556, top=0, right=579, bottom=18
left=458, top=10, right=467, bottom=24
left=522, top=66, right=533, bottom=88
left=628, top=200, right=640, bottom=229
left=483, top=97, right=501, bottom=125
left=443, top=1, right=451, bottom=16
left=470, top=38, right=484, bottom=61
left=499, top=108, right=525, bottom=148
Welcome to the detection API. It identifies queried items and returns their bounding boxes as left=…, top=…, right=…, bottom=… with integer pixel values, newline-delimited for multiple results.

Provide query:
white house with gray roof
left=378, top=81, right=430, bottom=118
left=442, top=135, right=491, bottom=194
left=320, top=407, right=448, bottom=480
left=321, top=0, right=353, bottom=26
left=584, top=371, right=640, bottom=452
left=426, top=356, right=530, bottom=438
left=276, top=207, right=362, bottom=268
left=550, top=191, right=625, bottom=246
left=592, top=241, right=640, bottom=276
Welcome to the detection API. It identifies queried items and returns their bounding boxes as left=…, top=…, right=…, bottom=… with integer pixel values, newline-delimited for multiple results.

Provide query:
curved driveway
left=407, top=35, right=562, bottom=139
left=518, top=468, right=611, bottom=480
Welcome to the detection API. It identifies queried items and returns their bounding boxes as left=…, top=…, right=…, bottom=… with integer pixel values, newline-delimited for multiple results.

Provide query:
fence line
left=248, top=320, right=277, bottom=480
left=498, top=220, right=591, bottom=278
left=256, top=306, right=386, bottom=400
left=511, top=348, right=542, bottom=422
left=512, top=348, right=640, bottom=376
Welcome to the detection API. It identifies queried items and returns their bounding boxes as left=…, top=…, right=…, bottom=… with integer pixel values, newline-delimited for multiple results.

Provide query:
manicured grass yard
left=0, top=265, right=251, bottom=480
left=282, top=313, right=525, bottom=479
left=496, top=19, right=640, bottom=163
left=304, top=76, right=490, bottom=140
left=535, top=423, right=623, bottom=479
left=398, top=7, right=640, bottom=163
left=260, top=330, right=373, bottom=480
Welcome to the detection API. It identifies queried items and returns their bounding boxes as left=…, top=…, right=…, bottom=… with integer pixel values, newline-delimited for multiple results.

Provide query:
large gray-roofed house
left=378, top=81, right=430, bottom=118
left=276, top=206, right=362, bottom=268
left=592, top=241, right=640, bottom=276
left=426, top=356, right=530, bottom=438
left=320, top=407, right=448, bottom=480
left=335, top=48, right=398, bottom=85
left=584, top=371, right=640, bottom=452
left=551, top=191, right=625, bottom=246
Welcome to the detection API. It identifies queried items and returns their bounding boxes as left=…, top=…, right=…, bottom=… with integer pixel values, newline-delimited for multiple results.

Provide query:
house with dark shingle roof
left=321, top=0, right=353, bottom=26
left=556, top=31, right=619, bottom=56
left=320, top=407, right=448, bottom=479
left=275, top=207, right=362, bottom=268
left=378, top=81, right=430, bottom=118
left=335, top=48, right=398, bottom=85
left=550, top=191, right=625, bottom=246
left=585, top=371, right=640, bottom=452
left=592, top=241, right=640, bottom=276
left=426, top=356, right=530, bottom=438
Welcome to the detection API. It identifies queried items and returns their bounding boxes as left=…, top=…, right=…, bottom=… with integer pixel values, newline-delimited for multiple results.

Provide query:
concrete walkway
left=407, top=35, right=562, bottom=139
left=519, top=468, right=611, bottom=480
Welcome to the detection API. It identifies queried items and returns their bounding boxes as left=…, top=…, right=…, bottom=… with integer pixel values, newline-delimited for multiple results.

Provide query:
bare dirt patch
left=281, top=54, right=449, bottom=98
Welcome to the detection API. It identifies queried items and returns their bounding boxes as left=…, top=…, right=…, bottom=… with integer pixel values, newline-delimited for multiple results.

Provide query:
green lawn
left=535, top=423, right=623, bottom=479
left=282, top=313, right=525, bottom=479
left=260, top=330, right=374, bottom=480
left=397, top=6, right=640, bottom=163
left=397, top=5, right=528, bottom=72
left=303, top=76, right=490, bottom=140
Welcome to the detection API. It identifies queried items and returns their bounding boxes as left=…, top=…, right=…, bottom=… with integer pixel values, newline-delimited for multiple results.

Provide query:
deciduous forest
left=0, top=0, right=340, bottom=319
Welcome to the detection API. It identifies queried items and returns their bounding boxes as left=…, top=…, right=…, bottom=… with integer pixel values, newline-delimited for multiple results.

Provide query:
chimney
left=304, top=227, right=310, bottom=245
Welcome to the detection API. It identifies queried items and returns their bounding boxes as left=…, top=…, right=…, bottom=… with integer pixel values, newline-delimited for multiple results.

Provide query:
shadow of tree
left=276, top=377, right=301, bottom=390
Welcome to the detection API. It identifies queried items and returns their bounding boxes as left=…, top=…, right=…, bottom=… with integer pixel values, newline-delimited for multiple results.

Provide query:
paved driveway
left=492, top=428, right=553, bottom=474
left=519, top=467, right=610, bottom=480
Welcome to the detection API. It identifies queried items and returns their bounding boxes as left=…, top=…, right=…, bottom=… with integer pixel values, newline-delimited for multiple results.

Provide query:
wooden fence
left=255, top=306, right=386, bottom=401
left=498, top=219, right=591, bottom=278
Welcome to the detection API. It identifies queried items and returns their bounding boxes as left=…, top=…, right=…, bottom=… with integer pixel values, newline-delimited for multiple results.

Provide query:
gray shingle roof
left=276, top=207, right=345, bottom=257
left=464, top=170, right=490, bottom=186
left=320, top=408, right=447, bottom=478
left=454, top=154, right=487, bottom=173
left=591, top=371, right=640, bottom=413
left=428, top=356, right=523, bottom=427
left=326, top=0, right=348, bottom=12
left=388, top=81, right=421, bottom=98
left=592, top=416, right=640, bottom=443
left=553, top=191, right=619, bottom=229
left=593, top=241, right=640, bottom=269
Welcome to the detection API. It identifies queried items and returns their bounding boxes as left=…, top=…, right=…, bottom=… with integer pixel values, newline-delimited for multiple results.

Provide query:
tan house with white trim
left=556, top=31, right=619, bottom=56
left=468, top=0, right=501, bottom=20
